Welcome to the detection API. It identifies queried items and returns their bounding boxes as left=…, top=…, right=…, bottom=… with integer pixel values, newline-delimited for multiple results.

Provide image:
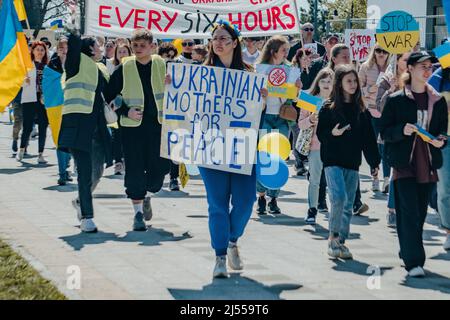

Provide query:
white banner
left=85, top=0, right=300, bottom=38
left=161, top=63, right=267, bottom=175
left=345, top=29, right=376, bottom=62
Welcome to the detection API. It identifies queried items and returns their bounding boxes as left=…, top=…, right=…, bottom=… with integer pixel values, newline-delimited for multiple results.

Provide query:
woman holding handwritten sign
left=184, top=21, right=268, bottom=278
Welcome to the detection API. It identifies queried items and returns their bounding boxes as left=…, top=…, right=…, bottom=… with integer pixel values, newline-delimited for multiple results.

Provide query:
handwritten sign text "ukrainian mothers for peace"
left=161, top=63, right=267, bottom=175
left=86, top=0, right=300, bottom=38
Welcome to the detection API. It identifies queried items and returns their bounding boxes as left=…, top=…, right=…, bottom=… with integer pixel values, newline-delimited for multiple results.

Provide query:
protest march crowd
left=1, top=0, right=450, bottom=281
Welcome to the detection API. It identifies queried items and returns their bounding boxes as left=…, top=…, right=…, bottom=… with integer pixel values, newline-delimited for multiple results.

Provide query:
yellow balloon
left=258, top=132, right=291, bottom=160
left=172, top=39, right=183, bottom=57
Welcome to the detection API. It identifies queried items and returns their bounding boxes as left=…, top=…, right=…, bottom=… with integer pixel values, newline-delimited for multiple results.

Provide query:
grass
left=0, top=239, right=66, bottom=300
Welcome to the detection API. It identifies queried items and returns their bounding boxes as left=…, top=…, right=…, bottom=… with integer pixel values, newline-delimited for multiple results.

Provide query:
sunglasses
left=375, top=48, right=388, bottom=54
left=182, top=42, right=194, bottom=47
left=303, top=28, right=314, bottom=32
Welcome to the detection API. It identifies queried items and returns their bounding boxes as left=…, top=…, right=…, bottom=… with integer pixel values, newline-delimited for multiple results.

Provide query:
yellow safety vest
left=120, top=55, right=166, bottom=127
left=62, top=53, right=109, bottom=115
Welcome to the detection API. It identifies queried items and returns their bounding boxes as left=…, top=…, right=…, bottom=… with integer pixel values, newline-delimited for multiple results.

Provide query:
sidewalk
left=0, top=112, right=449, bottom=299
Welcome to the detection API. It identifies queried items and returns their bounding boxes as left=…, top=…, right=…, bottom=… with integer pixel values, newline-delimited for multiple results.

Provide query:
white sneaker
left=213, top=256, right=228, bottom=278
left=327, top=239, right=341, bottom=258
left=382, top=177, right=390, bottom=194
left=408, top=266, right=425, bottom=277
left=372, top=178, right=380, bottom=192
left=443, top=235, right=450, bottom=251
left=227, top=245, right=243, bottom=270
left=80, top=218, right=98, bottom=233
left=37, top=154, right=48, bottom=164
left=72, top=198, right=82, bottom=222
left=16, top=149, right=24, bottom=161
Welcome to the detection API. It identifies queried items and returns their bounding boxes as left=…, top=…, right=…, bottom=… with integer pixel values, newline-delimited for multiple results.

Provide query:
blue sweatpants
left=199, top=167, right=257, bottom=256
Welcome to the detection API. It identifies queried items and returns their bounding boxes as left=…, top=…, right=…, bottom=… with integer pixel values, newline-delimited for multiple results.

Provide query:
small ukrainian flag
left=50, top=19, right=63, bottom=30
left=415, top=125, right=435, bottom=143
left=433, top=41, right=450, bottom=69
left=296, top=91, right=323, bottom=113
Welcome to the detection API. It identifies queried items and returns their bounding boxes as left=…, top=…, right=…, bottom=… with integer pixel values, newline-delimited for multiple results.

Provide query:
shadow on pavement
left=43, top=184, right=78, bottom=192
left=430, top=251, right=450, bottom=261
left=351, top=216, right=380, bottom=226
left=60, top=228, right=193, bottom=251
left=0, top=168, right=30, bottom=175
left=169, top=273, right=302, bottom=299
left=186, top=215, right=208, bottom=219
left=401, top=271, right=450, bottom=295
left=59, top=231, right=119, bottom=251
left=332, top=259, right=393, bottom=276
left=303, top=223, right=329, bottom=240
left=117, top=228, right=192, bottom=247
left=253, top=213, right=306, bottom=227
left=276, top=197, right=308, bottom=204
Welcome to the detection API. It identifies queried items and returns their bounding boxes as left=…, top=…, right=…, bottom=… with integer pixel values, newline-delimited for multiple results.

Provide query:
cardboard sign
left=303, top=42, right=318, bottom=55
left=85, top=0, right=300, bottom=38
left=161, top=63, right=267, bottom=175
left=376, top=10, right=420, bottom=54
left=345, top=29, right=376, bottom=62
left=255, top=64, right=300, bottom=99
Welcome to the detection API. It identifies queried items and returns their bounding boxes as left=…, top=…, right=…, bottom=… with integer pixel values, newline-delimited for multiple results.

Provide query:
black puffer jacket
left=378, top=84, right=448, bottom=170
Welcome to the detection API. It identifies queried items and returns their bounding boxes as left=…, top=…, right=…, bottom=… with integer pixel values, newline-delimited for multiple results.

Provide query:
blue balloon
left=256, top=151, right=289, bottom=189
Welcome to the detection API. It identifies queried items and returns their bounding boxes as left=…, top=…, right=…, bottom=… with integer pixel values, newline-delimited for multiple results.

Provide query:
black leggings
left=20, top=101, right=48, bottom=153
left=111, top=127, right=123, bottom=163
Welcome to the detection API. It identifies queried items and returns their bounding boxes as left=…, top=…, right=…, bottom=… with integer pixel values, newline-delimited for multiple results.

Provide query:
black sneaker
left=305, top=208, right=317, bottom=225
left=57, top=176, right=67, bottom=186
left=12, top=140, right=18, bottom=153
left=318, top=203, right=328, bottom=213
left=257, top=196, right=267, bottom=215
left=268, top=198, right=281, bottom=214
left=65, top=171, right=73, bottom=182
left=169, top=178, right=180, bottom=191
left=296, top=167, right=307, bottom=176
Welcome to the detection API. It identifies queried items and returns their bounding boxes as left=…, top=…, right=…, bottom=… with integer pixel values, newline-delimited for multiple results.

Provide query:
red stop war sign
left=268, top=68, right=287, bottom=87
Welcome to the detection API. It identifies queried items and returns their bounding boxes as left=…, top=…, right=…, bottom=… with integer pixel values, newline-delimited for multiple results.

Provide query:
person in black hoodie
left=379, top=52, right=448, bottom=277
left=58, top=28, right=113, bottom=233
left=317, top=64, right=380, bottom=260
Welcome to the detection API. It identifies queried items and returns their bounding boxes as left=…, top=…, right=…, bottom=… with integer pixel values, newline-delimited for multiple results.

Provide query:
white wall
left=367, top=0, right=428, bottom=47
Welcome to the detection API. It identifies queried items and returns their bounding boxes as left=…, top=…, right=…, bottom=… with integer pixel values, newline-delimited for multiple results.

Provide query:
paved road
left=0, top=112, right=449, bottom=300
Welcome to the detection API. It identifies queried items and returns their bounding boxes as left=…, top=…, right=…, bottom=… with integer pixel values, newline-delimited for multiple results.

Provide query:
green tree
left=23, top=0, right=69, bottom=38
left=298, top=0, right=330, bottom=40
left=325, top=0, right=368, bottom=33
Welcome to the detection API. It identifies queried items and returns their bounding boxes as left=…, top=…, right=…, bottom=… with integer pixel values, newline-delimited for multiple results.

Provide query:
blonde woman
left=358, top=45, right=391, bottom=191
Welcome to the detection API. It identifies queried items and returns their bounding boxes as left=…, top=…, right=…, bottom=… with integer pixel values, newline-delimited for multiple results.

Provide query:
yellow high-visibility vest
left=62, top=53, right=109, bottom=115
left=120, top=55, right=166, bottom=127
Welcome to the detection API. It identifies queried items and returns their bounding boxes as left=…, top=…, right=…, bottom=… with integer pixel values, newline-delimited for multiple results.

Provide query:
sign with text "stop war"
left=345, top=29, right=376, bottom=62
left=85, top=0, right=300, bottom=38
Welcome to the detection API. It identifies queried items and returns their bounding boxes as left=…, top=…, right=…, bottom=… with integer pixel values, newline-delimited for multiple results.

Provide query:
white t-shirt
left=242, top=48, right=261, bottom=66
left=265, top=96, right=287, bottom=115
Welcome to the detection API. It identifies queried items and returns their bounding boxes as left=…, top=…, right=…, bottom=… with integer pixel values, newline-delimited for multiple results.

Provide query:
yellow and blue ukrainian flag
left=296, top=91, right=323, bottom=113
left=50, top=19, right=63, bottom=30
left=415, top=125, right=436, bottom=143
left=0, top=0, right=33, bottom=112
left=42, top=66, right=64, bottom=146
left=433, top=41, right=450, bottom=69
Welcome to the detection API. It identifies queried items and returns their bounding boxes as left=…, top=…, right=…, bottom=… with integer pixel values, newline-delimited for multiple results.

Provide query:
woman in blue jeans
left=317, top=65, right=380, bottom=259
left=255, top=35, right=301, bottom=215
left=198, top=22, right=268, bottom=278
